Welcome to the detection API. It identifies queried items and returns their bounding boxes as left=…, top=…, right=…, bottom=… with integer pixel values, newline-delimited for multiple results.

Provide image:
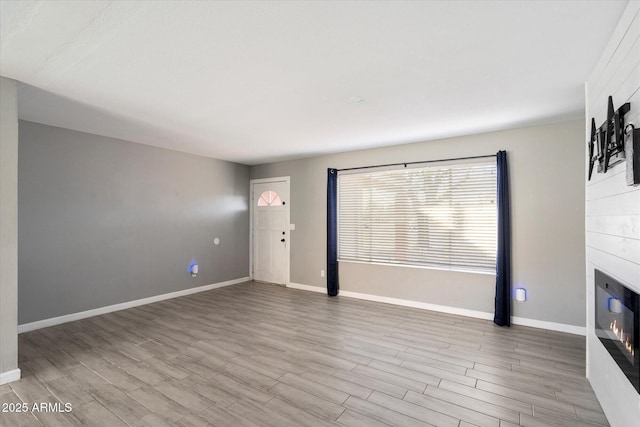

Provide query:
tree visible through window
left=337, top=162, right=497, bottom=273
left=257, top=190, right=282, bottom=207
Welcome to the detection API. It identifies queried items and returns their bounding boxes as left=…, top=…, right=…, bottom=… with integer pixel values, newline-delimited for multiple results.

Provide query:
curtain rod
left=336, top=154, right=497, bottom=172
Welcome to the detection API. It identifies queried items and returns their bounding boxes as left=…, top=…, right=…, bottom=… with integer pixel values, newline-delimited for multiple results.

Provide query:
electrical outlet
left=320, top=270, right=325, bottom=278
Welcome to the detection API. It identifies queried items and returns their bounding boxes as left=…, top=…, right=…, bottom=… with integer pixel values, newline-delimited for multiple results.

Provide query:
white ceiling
left=0, top=1, right=628, bottom=165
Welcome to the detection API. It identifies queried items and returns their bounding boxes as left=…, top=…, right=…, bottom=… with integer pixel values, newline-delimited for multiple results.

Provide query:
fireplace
left=595, top=269, right=639, bottom=393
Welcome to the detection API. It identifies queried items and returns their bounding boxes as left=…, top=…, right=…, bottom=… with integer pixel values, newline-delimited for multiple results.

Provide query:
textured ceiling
left=0, top=1, right=628, bottom=165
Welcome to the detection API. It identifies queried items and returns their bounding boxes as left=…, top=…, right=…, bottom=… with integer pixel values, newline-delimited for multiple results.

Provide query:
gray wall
left=251, top=120, right=586, bottom=327
left=0, top=77, right=19, bottom=381
left=18, top=121, right=250, bottom=324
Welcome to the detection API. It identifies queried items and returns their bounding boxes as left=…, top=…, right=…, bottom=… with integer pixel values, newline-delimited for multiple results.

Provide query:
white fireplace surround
left=585, top=2, right=640, bottom=425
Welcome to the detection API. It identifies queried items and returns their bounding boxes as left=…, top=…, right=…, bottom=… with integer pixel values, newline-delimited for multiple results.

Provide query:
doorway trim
left=249, top=176, right=291, bottom=285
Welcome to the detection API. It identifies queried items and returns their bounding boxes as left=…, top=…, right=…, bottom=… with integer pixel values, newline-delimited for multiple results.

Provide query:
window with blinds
left=338, top=161, right=497, bottom=273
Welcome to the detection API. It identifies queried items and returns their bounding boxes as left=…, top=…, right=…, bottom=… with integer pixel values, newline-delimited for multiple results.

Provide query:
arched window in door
left=257, top=190, right=282, bottom=207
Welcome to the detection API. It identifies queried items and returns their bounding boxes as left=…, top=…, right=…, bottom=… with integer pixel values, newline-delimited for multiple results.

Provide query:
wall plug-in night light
left=190, top=263, right=199, bottom=277
left=515, top=288, right=527, bottom=302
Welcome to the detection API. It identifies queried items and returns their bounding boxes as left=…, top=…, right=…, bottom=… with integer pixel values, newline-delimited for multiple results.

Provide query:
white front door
left=252, top=179, right=290, bottom=285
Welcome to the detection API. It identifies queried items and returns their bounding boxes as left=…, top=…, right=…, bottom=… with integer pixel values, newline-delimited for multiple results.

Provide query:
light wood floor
left=2, top=281, right=607, bottom=427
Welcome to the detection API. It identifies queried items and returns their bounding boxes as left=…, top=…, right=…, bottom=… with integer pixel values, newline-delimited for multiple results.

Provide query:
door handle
left=281, top=238, right=286, bottom=242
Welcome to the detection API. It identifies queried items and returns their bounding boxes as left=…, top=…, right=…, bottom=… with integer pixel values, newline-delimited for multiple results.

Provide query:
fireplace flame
left=610, top=320, right=635, bottom=357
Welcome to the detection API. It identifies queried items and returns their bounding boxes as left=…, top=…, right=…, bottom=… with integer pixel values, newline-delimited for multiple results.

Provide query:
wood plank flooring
left=1, top=281, right=608, bottom=426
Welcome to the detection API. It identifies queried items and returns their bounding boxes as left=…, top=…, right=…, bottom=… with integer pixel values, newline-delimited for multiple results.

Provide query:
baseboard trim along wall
left=0, top=368, right=21, bottom=386
left=287, top=282, right=586, bottom=336
left=18, top=277, right=250, bottom=334
left=510, top=315, right=585, bottom=336
left=287, top=282, right=326, bottom=294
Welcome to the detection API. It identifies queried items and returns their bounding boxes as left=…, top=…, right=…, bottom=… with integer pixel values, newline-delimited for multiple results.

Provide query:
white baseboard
left=287, top=284, right=586, bottom=336
left=511, top=316, right=585, bottom=336
left=0, top=368, right=21, bottom=385
left=18, top=277, right=250, bottom=334
left=339, top=289, right=495, bottom=321
left=287, top=282, right=326, bottom=293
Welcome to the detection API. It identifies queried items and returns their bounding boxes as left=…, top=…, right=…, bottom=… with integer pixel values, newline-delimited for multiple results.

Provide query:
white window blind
left=338, top=161, right=497, bottom=273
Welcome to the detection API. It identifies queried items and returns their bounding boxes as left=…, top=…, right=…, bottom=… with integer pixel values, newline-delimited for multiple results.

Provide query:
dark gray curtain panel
left=327, top=168, right=339, bottom=296
left=494, top=150, right=511, bottom=326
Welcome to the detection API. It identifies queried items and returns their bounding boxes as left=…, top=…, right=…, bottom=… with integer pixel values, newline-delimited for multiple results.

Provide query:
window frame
left=337, top=160, right=497, bottom=275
